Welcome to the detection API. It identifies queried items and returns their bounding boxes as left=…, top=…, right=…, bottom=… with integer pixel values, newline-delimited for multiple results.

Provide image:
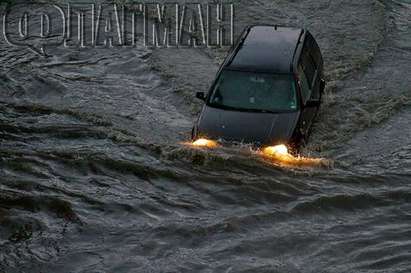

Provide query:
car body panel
left=197, top=106, right=300, bottom=146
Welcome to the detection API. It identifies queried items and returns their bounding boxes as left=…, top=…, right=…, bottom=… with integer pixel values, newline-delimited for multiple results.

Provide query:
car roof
left=225, top=25, right=304, bottom=74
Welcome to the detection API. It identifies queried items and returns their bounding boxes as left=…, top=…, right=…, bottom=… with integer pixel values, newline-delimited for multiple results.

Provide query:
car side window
left=304, top=32, right=323, bottom=101
left=301, top=32, right=321, bottom=89
left=298, top=64, right=311, bottom=104
left=300, top=52, right=316, bottom=89
left=306, top=55, right=317, bottom=88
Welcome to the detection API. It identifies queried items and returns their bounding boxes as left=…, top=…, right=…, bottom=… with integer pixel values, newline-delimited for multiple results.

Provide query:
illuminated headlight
left=192, top=138, right=218, bottom=148
left=263, top=144, right=289, bottom=156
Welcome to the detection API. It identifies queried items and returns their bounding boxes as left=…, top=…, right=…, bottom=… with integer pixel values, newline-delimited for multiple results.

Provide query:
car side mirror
left=196, top=92, right=206, bottom=101
left=305, top=100, right=321, bottom=108
left=320, top=79, right=326, bottom=94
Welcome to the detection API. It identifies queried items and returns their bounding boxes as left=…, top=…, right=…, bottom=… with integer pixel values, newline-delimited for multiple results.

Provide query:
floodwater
left=0, top=0, right=410, bottom=272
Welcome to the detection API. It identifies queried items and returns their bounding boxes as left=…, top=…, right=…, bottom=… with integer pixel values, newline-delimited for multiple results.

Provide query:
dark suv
left=193, top=25, right=325, bottom=149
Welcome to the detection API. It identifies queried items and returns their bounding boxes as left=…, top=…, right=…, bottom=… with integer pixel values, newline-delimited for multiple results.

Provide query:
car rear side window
left=298, top=64, right=311, bottom=103
left=300, top=52, right=317, bottom=88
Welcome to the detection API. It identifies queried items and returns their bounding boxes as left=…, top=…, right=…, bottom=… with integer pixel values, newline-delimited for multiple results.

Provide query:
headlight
left=263, top=144, right=289, bottom=156
left=192, top=138, right=218, bottom=148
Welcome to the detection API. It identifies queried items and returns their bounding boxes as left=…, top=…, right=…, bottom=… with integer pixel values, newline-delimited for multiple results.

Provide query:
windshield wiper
left=208, top=103, right=246, bottom=112
left=208, top=103, right=280, bottom=114
left=257, top=109, right=278, bottom=114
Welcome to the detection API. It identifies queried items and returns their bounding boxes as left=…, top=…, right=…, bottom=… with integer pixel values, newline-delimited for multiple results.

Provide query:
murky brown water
left=1, top=0, right=411, bottom=272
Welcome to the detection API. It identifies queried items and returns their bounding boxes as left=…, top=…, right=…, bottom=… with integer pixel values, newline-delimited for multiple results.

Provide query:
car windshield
left=208, top=70, right=297, bottom=112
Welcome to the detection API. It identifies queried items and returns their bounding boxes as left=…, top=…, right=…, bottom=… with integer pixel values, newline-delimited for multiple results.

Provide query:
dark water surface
left=1, top=0, right=411, bottom=272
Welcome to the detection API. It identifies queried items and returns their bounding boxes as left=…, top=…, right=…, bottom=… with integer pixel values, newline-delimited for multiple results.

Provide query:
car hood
left=197, top=106, right=300, bottom=145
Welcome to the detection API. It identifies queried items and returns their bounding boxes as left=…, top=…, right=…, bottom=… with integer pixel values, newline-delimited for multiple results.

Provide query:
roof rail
left=290, top=29, right=305, bottom=72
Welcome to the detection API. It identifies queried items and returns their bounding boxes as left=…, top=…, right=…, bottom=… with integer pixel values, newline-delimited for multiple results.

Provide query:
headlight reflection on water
left=262, top=144, right=331, bottom=168
left=187, top=140, right=331, bottom=168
